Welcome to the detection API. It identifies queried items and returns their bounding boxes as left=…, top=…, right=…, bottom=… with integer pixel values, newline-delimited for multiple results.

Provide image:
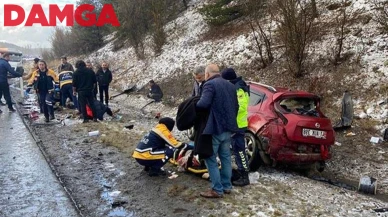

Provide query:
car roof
left=247, top=81, right=319, bottom=99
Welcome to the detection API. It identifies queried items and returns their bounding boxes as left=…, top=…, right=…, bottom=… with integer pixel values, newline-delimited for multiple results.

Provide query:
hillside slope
left=81, top=0, right=387, bottom=130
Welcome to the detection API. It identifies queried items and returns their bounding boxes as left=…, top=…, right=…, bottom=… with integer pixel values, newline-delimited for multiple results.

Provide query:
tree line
left=48, top=0, right=388, bottom=78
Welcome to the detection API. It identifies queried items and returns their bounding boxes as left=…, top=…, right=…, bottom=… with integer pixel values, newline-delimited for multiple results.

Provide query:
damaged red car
left=245, top=82, right=335, bottom=172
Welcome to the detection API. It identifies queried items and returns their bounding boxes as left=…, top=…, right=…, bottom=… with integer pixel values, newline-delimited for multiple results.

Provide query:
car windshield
left=278, top=97, right=319, bottom=117
left=9, top=53, right=22, bottom=62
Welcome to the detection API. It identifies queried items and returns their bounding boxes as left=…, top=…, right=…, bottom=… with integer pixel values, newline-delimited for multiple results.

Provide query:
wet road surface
left=0, top=110, right=79, bottom=217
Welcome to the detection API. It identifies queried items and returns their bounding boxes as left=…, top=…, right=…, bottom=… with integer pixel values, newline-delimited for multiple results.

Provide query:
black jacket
left=73, top=67, right=96, bottom=92
left=96, top=68, right=112, bottom=86
left=176, top=96, right=212, bottom=159
left=148, top=84, right=163, bottom=102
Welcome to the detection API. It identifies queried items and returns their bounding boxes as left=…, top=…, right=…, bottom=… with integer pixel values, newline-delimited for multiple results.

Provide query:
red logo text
left=3, top=4, right=120, bottom=27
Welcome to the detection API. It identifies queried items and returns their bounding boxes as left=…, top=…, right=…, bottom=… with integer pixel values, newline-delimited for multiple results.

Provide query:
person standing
left=57, top=56, right=74, bottom=73
left=72, top=60, right=98, bottom=123
left=192, top=66, right=206, bottom=97
left=28, top=60, right=59, bottom=122
left=221, top=68, right=250, bottom=186
left=0, top=53, right=22, bottom=113
left=196, top=64, right=239, bottom=198
left=96, top=62, right=112, bottom=106
left=86, top=60, right=98, bottom=99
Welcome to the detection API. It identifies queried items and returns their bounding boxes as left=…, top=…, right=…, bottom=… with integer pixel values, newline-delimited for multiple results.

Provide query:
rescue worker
left=0, top=53, right=22, bottom=113
left=28, top=60, right=59, bottom=122
left=132, top=117, right=187, bottom=176
left=24, top=58, right=42, bottom=112
left=57, top=56, right=74, bottom=73
left=221, top=68, right=250, bottom=186
left=147, top=80, right=163, bottom=102
left=58, top=70, right=78, bottom=110
left=23, top=57, right=39, bottom=80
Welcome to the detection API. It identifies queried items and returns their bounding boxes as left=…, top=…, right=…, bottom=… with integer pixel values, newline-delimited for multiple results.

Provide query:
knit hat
left=159, top=117, right=175, bottom=131
left=221, top=68, right=237, bottom=80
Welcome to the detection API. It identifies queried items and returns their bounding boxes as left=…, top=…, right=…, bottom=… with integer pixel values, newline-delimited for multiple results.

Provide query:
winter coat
left=196, top=74, right=239, bottom=135
left=132, top=124, right=183, bottom=160
left=96, top=68, right=112, bottom=86
left=230, top=76, right=250, bottom=128
left=0, top=58, right=21, bottom=83
left=148, top=84, right=163, bottom=102
left=58, top=71, right=73, bottom=88
left=57, top=63, right=74, bottom=73
left=191, top=80, right=205, bottom=97
left=176, top=96, right=212, bottom=159
left=28, top=69, right=59, bottom=93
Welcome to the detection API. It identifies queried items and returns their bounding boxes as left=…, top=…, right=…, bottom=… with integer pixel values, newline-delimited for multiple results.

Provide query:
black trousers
left=99, top=85, right=109, bottom=105
left=0, top=82, right=13, bottom=109
left=93, top=85, right=98, bottom=100
left=78, top=90, right=97, bottom=121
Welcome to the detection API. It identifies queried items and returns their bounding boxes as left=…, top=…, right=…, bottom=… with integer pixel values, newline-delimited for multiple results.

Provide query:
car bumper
left=275, top=152, right=331, bottom=163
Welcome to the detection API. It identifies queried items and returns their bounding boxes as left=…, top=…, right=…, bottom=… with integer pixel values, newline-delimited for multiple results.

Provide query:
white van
left=0, top=48, right=24, bottom=76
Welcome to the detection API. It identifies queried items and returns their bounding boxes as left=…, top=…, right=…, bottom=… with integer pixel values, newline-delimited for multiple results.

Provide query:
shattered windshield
left=279, top=97, right=319, bottom=117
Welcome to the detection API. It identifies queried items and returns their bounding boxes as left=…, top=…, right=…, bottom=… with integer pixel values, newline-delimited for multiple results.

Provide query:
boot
left=148, top=167, right=167, bottom=177
left=232, top=170, right=250, bottom=186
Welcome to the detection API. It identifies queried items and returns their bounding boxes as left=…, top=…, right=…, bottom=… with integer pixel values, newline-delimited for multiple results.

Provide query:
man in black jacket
left=147, top=80, right=163, bottom=102
left=96, top=62, right=112, bottom=106
left=73, top=60, right=98, bottom=123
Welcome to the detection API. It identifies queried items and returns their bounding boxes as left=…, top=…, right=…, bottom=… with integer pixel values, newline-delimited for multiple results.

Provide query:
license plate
left=302, top=128, right=326, bottom=139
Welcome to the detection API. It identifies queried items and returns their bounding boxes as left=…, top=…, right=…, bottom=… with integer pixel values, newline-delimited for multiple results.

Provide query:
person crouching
left=132, top=117, right=186, bottom=176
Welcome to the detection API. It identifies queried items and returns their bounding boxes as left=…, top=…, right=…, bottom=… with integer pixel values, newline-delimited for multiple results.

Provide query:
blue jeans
left=204, top=132, right=232, bottom=195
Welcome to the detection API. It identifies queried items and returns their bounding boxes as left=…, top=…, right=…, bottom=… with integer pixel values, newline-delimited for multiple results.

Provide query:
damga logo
left=3, top=4, right=120, bottom=27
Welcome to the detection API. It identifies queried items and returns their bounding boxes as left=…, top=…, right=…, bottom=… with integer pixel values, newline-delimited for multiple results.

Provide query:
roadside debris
left=384, top=128, right=388, bottom=141
left=370, top=137, right=381, bottom=144
left=335, top=141, right=342, bottom=146
left=358, top=176, right=377, bottom=195
left=88, top=130, right=100, bottom=137
left=124, top=125, right=134, bottom=130
left=333, top=91, right=354, bottom=130
left=345, top=132, right=356, bottom=136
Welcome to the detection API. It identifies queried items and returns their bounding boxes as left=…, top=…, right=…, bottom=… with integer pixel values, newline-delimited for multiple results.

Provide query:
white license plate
left=302, top=129, right=326, bottom=139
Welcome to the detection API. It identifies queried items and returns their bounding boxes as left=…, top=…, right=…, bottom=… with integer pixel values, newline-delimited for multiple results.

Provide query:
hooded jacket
left=132, top=124, right=183, bottom=160
left=230, top=76, right=250, bottom=128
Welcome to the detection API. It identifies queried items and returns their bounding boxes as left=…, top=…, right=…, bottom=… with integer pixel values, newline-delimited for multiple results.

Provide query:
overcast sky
left=0, top=0, right=78, bottom=48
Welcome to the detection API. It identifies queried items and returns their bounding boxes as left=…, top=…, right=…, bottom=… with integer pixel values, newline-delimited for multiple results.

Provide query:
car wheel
left=245, top=132, right=263, bottom=171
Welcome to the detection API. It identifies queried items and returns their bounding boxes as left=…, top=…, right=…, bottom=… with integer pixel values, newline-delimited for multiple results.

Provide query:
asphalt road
left=0, top=109, right=79, bottom=217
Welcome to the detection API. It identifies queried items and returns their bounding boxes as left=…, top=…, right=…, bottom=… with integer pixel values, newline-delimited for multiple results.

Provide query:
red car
left=245, top=82, right=335, bottom=172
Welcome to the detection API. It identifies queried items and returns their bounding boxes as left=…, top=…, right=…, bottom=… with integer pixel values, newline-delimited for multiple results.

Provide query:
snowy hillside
left=81, top=0, right=388, bottom=131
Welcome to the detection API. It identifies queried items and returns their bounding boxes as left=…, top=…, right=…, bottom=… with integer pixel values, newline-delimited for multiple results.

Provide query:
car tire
left=244, top=132, right=263, bottom=171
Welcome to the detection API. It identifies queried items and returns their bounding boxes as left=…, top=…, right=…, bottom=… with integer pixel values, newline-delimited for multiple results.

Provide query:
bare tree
left=244, top=0, right=274, bottom=69
left=373, top=0, right=388, bottom=33
left=274, top=0, right=317, bottom=78
left=331, top=0, right=361, bottom=65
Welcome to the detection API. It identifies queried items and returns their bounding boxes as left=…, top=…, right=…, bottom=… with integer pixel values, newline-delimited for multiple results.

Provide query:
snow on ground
left=77, top=0, right=388, bottom=130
